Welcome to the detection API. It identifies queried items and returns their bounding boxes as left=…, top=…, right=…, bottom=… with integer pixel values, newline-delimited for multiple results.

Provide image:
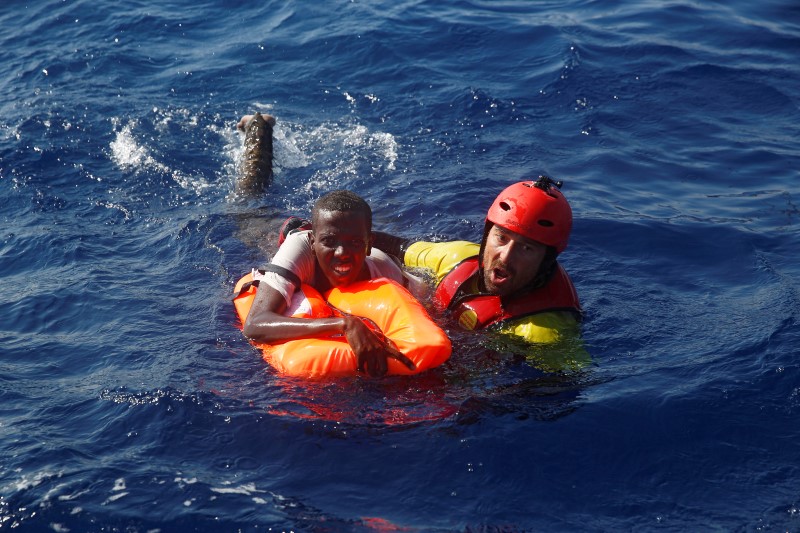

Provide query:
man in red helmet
left=372, top=177, right=588, bottom=372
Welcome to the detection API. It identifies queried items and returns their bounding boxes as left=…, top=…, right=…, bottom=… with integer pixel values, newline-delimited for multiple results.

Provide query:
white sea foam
left=209, top=481, right=263, bottom=495
left=109, top=117, right=212, bottom=194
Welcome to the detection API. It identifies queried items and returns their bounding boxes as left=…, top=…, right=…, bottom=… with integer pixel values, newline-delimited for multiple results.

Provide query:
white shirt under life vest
left=252, top=230, right=407, bottom=308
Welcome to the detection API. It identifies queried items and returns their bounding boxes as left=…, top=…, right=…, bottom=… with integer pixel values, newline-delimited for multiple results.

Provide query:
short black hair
left=312, top=190, right=372, bottom=231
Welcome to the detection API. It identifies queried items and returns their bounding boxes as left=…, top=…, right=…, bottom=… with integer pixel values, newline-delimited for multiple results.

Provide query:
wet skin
left=481, top=225, right=547, bottom=297
left=310, top=210, right=372, bottom=290
left=242, top=208, right=414, bottom=376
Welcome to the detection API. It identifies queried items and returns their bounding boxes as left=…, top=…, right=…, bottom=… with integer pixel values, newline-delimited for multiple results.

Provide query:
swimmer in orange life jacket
left=372, top=177, right=590, bottom=372
left=236, top=114, right=417, bottom=377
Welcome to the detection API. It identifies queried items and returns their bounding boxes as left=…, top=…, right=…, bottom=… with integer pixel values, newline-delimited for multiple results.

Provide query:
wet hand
left=343, top=316, right=416, bottom=377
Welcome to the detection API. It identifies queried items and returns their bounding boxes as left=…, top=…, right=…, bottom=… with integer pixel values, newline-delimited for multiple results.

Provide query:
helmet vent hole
left=498, top=201, right=512, bottom=212
left=538, top=219, right=554, bottom=227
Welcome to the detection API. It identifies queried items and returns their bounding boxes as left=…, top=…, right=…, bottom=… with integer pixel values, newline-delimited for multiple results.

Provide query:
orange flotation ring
left=233, top=273, right=451, bottom=378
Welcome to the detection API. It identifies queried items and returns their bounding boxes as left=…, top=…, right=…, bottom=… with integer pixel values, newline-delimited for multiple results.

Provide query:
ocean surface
left=1, top=0, right=799, bottom=531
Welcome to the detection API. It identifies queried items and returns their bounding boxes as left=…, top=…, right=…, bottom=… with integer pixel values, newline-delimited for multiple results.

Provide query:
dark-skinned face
left=310, top=209, right=372, bottom=288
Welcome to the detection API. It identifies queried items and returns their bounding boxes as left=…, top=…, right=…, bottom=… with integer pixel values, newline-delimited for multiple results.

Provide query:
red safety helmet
left=486, top=176, right=572, bottom=254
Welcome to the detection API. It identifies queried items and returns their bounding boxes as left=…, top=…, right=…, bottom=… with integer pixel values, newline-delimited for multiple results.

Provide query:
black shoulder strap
left=232, top=265, right=303, bottom=301
left=260, top=264, right=302, bottom=291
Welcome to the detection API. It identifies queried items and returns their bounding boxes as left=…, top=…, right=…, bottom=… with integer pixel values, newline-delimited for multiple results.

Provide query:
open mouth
left=491, top=264, right=513, bottom=285
left=332, top=263, right=353, bottom=276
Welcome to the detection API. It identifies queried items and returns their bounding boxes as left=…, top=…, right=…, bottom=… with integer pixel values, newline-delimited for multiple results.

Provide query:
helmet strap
left=477, top=221, right=493, bottom=291
left=526, top=247, right=558, bottom=291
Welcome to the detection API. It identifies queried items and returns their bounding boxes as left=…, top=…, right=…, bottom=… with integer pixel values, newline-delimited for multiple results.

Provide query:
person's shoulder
left=367, top=247, right=402, bottom=270
left=408, top=239, right=478, bottom=254
left=410, top=240, right=479, bottom=263
left=368, top=246, right=394, bottom=261
left=276, top=230, right=313, bottom=255
left=284, top=229, right=312, bottom=244
left=366, top=248, right=405, bottom=282
left=446, top=241, right=480, bottom=259
left=270, top=230, right=315, bottom=280
left=401, top=240, right=479, bottom=281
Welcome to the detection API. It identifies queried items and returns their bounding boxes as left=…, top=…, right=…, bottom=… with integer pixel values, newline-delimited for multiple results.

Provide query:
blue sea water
left=1, top=0, right=799, bottom=530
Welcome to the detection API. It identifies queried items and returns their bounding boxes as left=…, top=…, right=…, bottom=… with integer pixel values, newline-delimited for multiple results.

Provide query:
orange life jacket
left=233, top=273, right=451, bottom=378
